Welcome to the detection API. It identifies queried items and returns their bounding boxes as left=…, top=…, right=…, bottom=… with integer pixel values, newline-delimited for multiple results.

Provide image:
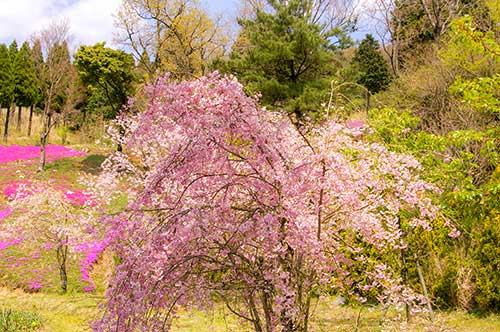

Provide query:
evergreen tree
left=0, top=42, right=18, bottom=142
left=352, top=34, right=392, bottom=95
left=9, top=40, right=21, bottom=105
left=15, top=42, right=39, bottom=131
left=219, top=0, right=352, bottom=122
left=0, top=43, right=13, bottom=109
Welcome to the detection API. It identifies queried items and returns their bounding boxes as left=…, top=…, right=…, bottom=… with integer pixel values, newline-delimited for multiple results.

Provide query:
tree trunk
left=38, top=112, right=51, bottom=172
left=56, top=241, right=68, bottom=293
left=16, top=105, right=22, bottom=131
left=3, top=104, right=11, bottom=143
left=366, top=92, right=371, bottom=115
left=401, top=250, right=410, bottom=322
left=28, top=105, right=34, bottom=136
left=415, top=254, right=434, bottom=320
left=117, top=125, right=125, bottom=152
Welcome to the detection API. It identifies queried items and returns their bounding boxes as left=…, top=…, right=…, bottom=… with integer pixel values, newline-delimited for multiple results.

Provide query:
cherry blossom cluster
left=94, top=73, right=451, bottom=332
left=0, top=180, right=103, bottom=292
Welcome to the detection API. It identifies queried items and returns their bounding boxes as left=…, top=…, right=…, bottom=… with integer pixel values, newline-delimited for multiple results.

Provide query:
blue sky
left=0, top=0, right=374, bottom=47
left=0, top=0, right=241, bottom=46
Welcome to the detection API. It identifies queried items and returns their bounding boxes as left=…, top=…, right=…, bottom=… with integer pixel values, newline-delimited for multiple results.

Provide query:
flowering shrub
left=0, top=181, right=103, bottom=292
left=93, top=73, right=452, bottom=332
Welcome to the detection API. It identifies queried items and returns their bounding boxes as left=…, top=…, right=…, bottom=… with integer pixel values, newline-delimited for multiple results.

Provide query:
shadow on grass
left=80, top=155, right=106, bottom=175
left=42, top=154, right=106, bottom=179
left=44, top=158, right=76, bottom=174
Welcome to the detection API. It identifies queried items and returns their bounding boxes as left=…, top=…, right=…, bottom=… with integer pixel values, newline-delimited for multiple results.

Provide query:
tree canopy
left=217, top=0, right=353, bottom=121
left=352, top=34, right=392, bottom=94
left=74, top=42, right=136, bottom=119
left=115, top=0, right=227, bottom=80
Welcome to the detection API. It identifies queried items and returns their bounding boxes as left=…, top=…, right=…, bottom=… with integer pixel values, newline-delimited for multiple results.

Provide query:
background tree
left=115, top=0, right=228, bottom=80
left=218, top=0, right=355, bottom=122
left=15, top=41, right=40, bottom=133
left=8, top=40, right=22, bottom=132
left=31, top=21, right=73, bottom=171
left=0, top=43, right=16, bottom=143
left=368, top=0, right=402, bottom=76
left=368, top=0, right=471, bottom=75
left=28, top=40, right=44, bottom=137
left=74, top=43, right=136, bottom=120
left=351, top=34, right=392, bottom=98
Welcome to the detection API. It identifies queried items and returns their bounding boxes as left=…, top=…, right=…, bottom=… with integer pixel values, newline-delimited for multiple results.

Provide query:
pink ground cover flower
left=64, top=190, right=97, bottom=206
left=0, top=207, right=12, bottom=222
left=3, top=181, right=32, bottom=199
left=0, top=237, right=22, bottom=252
left=0, top=145, right=86, bottom=164
left=75, top=239, right=110, bottom=292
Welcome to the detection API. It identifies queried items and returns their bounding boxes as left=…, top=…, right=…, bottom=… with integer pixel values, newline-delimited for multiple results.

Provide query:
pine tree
left=9, top=40, right=21, bottom=127
left=219, top=0, right=352, bottom=122
left=352, top=34, right=392, bottom=95
left=0, top=43, right=13, bottom=108
left=16, top=42, right=39, bottom=131
left=0, top=42, right=17, bottom=142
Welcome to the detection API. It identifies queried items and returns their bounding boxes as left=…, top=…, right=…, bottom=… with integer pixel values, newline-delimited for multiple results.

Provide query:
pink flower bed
left=0, top=207, right=12, bottom=222
left=64, top=190, right=97, bottom=206
left=0, top=145, right=86, bottom=165
left=3, top=181, right=32, bottom=199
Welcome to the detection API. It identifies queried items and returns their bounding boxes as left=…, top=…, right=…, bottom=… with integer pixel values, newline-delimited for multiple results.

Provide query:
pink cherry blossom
left=93, top=73, right=450, bottom=332
left=0, top=181, right=105, bottom=292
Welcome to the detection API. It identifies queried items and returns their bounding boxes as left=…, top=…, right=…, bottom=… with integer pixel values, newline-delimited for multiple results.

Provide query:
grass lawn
left=1, top=288, right=500, bottom=332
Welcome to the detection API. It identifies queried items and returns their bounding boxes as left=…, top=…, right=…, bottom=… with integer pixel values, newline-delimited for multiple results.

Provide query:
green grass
left=0, top=307, right=43, bottom=331
left=0, top=288, right=101, bottom=332
left=80, top=154, right=107, bottom=175
left=1, top=288, right=500, bottom=332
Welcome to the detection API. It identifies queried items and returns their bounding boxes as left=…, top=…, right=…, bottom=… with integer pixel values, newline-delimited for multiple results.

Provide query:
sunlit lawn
left=1, top=287, right=500, bottom=332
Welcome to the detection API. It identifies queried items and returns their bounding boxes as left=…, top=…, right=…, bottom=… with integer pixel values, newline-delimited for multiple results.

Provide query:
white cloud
left=0, top=0, right=121, bottom=47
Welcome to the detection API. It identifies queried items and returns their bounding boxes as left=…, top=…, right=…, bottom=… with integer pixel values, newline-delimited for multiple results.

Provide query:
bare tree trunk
left=16, top=105, right=22, bottom=131
left=366, top=92, right=371, bottom=115
left=56, top=239, right=68, bottom=293
left=3, top=104, right=12, bottom=143
left=28, top=105, right=34, bottom=136
left=248, top=294, right=264, bottom=332
left=415, top=254, right=434, bottom=320
left=38, top=111, right=52, bottom=172
left=401, top=250, right=411, bottom=322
